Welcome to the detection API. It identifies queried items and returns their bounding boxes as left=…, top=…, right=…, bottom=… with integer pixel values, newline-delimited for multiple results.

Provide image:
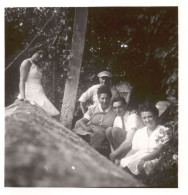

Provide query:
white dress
left=18, top=59, right=60, bottom=116
left=120, top=125, right=169, bottom=175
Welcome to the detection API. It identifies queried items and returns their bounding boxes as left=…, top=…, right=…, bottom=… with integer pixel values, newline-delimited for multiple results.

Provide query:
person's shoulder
left=115, top=115, right=121, bottom=119
left=114, top=82, right=132, bottom=92
left=91, top=84, right=100, bottom=89
left=86, top=84, right=100, bottom=91
left=129, top=111, right=137, bottom=116
left=135, top=126, right=146, bottom=134
left=127, top=112, right=137, bottom=119
left=21, top=58, right=32, bottom=68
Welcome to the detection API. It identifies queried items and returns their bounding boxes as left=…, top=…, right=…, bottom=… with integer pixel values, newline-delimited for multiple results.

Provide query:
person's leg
left=90, top=126, right=106, bottom=149
left=73, top=119, right=91, bottom=143
left=111, top=127, right=127, bottom=149
left=74, top=118, right=82, bottom=129
left=105, top=127, right=116, bottom=150
left=106, top=127, right=126, bottom=150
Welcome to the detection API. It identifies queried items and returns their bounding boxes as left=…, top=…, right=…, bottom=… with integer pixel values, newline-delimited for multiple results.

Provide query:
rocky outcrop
left=5, top=101, right=143, bottom=187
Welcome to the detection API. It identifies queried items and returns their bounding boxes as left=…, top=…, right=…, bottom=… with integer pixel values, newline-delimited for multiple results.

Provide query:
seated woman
left=17, top=44, right=60, bottom=117
left=74, top=85, right=116, bottom=149
left=120, top=103, right=169, bottom=176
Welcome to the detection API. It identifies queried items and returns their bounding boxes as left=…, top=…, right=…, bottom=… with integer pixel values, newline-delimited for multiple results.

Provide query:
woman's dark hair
left=138, top=103, right=159, bottom=118
left=97, top=85, right=112, bottom=98
left=112, top=97, right=127, bottom=106
left=28, top=43, right=48, bottom=57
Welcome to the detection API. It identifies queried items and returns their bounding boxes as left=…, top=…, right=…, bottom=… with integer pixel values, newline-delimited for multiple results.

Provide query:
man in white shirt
left=79, top=71, right=120, bottom=114
left=105, top=97, right=144, bottom=162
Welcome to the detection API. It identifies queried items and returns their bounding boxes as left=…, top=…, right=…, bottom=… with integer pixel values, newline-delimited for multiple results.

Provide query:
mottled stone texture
left=5, top=101, right=143, bottom=187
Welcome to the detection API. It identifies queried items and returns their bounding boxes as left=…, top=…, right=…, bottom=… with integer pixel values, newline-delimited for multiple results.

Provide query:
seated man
left=74, top=85, right=116, bottom=149
left=79, top=71, right=120, bottom=114
left=105, top=97, right=144, bottom=162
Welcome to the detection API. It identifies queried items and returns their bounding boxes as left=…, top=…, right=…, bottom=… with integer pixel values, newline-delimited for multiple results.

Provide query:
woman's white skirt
left=18, top=83, right=60, bottom=116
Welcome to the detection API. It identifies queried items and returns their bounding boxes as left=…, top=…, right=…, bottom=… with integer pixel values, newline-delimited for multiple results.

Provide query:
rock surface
left=5, top=101, right=143, bottom=187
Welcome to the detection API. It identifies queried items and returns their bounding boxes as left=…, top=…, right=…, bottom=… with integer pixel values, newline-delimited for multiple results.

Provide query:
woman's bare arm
left=19, top=59, right=31, bottom=99
left=137, top=144, right=164, bottom=172
left=142, top=144, right=164, bottom=161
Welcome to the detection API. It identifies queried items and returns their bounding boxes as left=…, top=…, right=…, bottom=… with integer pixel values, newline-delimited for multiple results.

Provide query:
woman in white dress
left=18, top=45, right=60, bottom=116
left=120, top=103, right=169, bottom=175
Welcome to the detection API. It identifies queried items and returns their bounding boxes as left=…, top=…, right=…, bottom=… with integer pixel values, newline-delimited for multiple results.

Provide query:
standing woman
left=17, top=45, right=60, bottom=116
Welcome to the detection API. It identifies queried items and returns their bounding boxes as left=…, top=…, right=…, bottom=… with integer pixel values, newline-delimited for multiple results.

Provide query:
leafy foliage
left=5, top=7, right=74, bottom=108
left=80, top=7, right=178, bottom=105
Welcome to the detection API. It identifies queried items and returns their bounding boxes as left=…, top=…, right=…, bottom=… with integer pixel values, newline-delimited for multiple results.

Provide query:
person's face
left=98, top=93, right=111, bottom=111
left=99, top=77, right=111, bottom=86
left=140, top=111, right=157, bottom=130
left=113, top=101, right=126, bottom=117
left=32, top=50, right=47, bottom=63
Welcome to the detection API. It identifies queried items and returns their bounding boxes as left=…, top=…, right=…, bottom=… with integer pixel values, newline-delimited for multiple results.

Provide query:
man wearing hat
left=79, top=71, right=120, bottom=114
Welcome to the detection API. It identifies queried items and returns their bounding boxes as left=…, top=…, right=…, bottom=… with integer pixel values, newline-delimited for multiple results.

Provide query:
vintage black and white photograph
left=4, top=5, right=179, bottom=189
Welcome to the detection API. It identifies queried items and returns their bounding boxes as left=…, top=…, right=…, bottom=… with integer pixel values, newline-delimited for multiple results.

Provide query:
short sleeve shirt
left=113, top=112, right=144, bottom=132
left=132, top=125, right=170, bottom=152
left=79, top=84, right=120, bottom=104
left=84, top=103, right=116, bottom=128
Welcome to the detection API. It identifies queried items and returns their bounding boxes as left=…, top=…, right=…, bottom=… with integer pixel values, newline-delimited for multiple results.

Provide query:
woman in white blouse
left=120, top=103, right=169, bottom=175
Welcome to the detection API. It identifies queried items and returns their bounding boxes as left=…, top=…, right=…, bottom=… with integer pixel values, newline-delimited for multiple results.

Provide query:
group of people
left=17, top=45, right=170, bottom=177
left=73, top=70, right=169, bottom=177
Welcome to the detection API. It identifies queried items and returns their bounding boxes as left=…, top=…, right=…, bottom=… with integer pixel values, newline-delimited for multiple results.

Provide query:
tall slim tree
left=60, top=8, right=88, bottom=128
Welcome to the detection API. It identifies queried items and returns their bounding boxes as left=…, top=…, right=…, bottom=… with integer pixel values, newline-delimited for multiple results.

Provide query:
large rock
left=5, top=101, right=143, bottom=187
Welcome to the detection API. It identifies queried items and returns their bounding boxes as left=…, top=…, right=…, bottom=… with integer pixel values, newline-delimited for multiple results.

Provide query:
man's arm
left=110, top=128, right=136, bottom=161
left=110, top=113, right=142, bottom=161
left=80, top=102, right=87, bottom=115
left=77, top=118, right=92, bottom=132
left=79, top=85, right=97, bottom=115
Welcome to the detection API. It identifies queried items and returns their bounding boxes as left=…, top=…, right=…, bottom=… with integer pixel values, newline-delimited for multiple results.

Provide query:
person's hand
left=137, top=158, right=145, bottom=172
left=27, top=100, right=36, bottom=105
left=15, top=98, right=25, bottom=103
left=110, top=152, right=117, bottom=162
left=120, top=92, right=128, bottom=99
left=85, top=126, right=93, bottom=133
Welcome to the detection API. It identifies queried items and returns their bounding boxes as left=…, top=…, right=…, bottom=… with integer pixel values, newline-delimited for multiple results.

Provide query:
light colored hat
left=97, top=71, right=112, bottom=78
